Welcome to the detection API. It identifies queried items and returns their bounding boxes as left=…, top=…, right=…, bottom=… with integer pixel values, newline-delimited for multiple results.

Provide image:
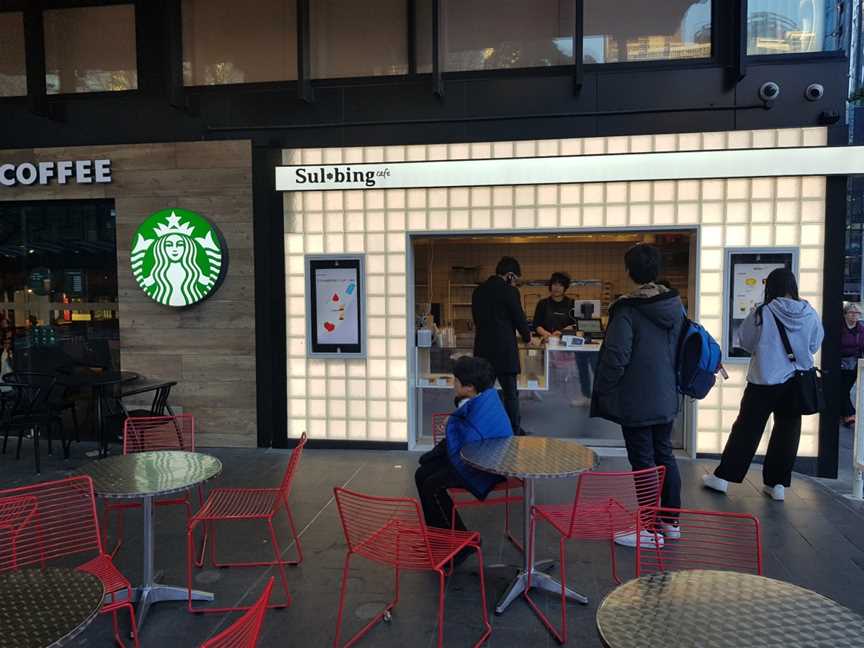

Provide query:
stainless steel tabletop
left=0, top=568, right=104, bottom=648
left=461, top=436, right=598, bottom=479
left=74, top=450, right=222, bottom=500
left=596, top=570, right=864, bottom=648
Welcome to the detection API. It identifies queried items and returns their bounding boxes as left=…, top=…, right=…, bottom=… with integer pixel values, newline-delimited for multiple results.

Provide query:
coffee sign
left=0, top=159, right=112, bottom=187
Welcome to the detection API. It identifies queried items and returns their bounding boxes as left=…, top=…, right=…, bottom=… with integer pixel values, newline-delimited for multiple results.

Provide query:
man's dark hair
left=496, top=256, right=522, bottom=277
left=624, top=244, right=661, bottom=285
left=548, top=272, right=571, bottom=290
left=452, top=356, right=496, bottom=393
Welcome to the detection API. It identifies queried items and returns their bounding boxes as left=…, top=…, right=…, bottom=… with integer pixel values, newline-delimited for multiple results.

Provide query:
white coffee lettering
left=75, top=160, right=92, bottom=183
left=57, top=161, right=73, bottom=184
left=0, top=164, right=15, bottom=186
left=94, top=159, right=111, bottom=183
left=37, top=162, right=55, bottom=185
left=16, top=163, right=37, bottom=185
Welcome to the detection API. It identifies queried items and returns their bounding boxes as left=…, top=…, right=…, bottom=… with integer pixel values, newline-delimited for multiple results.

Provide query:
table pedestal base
left=133, top=584, right=213, bottom=629
left=495, top=569, right=588, bottom=614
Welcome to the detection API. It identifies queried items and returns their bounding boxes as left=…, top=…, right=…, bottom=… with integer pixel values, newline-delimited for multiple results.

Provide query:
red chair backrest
left=569, top=466, right=666, bottom=539
left=431, top=413, right=449, bottom=445
left=0, top=476, right=103, bottom=572
left=333, top=487, right=434, bottom=569
left=124, top=414, right=195, bottom=454
left=200, top=577, right=274, bottom=648
left=636, top=506, right=763, bottom=576
left=275, top=433, right=307, bottom=510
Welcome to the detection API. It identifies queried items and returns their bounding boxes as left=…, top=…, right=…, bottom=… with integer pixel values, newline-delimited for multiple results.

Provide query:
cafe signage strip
left=0, top=159, right=112, bottom=187
left=276, top=145, right=864, bottom=191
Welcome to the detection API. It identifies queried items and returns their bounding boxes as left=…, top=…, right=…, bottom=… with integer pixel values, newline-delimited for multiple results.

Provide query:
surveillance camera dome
left=805, top=83, right=824, bottom=102
left=759, top=82, right=781, bottom=102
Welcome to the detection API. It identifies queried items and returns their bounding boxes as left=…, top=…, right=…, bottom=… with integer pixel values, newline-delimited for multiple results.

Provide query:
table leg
left=494, top=478, right=588, bottom=615
left=95, top=386, right=106, bottom=458
left=133, top=496, right=213, bottom=633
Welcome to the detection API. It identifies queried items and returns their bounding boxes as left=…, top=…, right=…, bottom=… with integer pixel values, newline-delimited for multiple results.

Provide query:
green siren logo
left=131, top=209, right=226, bottom=307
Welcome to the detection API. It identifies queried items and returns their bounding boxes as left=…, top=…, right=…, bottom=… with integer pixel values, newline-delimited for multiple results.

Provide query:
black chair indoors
left=120, top=380, right=177, bottom=417
left=0, top=372, right=68, bottom=473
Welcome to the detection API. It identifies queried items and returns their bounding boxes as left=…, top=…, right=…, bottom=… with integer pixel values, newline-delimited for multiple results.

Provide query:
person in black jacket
left=591, top=244, right=684, bottom=546
left=472, top=257, right=531, bottom=435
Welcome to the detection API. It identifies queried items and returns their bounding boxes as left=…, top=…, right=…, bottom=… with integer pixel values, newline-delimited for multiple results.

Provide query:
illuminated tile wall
left=284, top=127, right=827, bottom=453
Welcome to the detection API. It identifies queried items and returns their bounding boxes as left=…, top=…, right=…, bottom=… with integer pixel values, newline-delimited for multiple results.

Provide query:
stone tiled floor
left=2, top=441, right=864, bottom=647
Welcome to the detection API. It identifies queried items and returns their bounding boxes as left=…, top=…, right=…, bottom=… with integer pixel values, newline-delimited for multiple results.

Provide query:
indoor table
left=596, top=569, right=864, bottom=648
left=58, top=369, right=140, bottom=457
left=461, top=436, right=598, bottom=615
left=74, top=450, right=222, bottom=631
left=0, top=567, right=104, bottom=648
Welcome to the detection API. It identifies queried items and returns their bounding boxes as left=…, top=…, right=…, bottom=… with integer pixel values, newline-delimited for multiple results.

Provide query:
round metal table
left=461, top=436, right=598, bottom=615
left=58, top=370, right=140, bottom=458
left=596, top=570, right=864, bottom=648
left=0, top=568, right=104, bottom=648
left=74, top=450, right=222, bottom=632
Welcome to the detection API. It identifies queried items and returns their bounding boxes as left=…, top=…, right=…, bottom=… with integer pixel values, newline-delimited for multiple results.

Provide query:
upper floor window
left=747, top=0, right=844, bottom=55
left=583, top=0, right=711, bottom=63
left=44, top=5, right=138, bottom=94
left=311, top=0, right=408, bottom=78
left=0, top=12, right=26, bottom=97
left=182, top=0, right=297, bottom=85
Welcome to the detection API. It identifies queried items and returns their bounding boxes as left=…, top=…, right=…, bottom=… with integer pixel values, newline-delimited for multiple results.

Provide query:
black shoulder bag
left=772, top=312, right=825, bottom=415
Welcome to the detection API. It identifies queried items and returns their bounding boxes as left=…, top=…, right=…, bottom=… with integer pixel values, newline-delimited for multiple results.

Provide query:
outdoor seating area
left=1, top=425, right=864, bottom=648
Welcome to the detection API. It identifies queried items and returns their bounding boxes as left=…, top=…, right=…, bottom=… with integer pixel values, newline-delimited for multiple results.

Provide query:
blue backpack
left=676, top=317, right=722, bottom=399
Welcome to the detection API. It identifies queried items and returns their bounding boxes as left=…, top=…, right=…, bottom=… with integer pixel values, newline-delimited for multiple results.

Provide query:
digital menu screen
left=306, top=256, right=365, bottom=357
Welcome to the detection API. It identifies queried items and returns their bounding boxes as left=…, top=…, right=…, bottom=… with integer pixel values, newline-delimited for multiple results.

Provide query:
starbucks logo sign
left=131, top=209, right=226, bottom=307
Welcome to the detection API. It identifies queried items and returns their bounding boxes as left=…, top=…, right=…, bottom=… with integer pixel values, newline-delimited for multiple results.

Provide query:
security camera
left=804, top=83, right=824, bottom=102
left=759, top=82, right=781, bottom=102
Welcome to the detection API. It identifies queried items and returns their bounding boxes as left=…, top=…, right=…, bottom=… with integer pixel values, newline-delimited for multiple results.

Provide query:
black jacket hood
left=610, top=288, right=683, bottom=330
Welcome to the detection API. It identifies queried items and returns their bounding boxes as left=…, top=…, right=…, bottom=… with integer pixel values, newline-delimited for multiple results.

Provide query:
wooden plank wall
left=0, top=141, right=257, bottom=447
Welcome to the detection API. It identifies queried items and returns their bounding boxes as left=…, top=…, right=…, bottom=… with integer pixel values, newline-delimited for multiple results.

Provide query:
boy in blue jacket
left=415, top=356, right=513, bottom=566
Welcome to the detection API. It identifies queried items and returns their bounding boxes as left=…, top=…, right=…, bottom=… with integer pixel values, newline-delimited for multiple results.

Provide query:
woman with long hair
left=703, top=269, right=823, bottom=501
left=839, top=302, right=864, bottom=426
left=147, top=233, right=212, bottom=306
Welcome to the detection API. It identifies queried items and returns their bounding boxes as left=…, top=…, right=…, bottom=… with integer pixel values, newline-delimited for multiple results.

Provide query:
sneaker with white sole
left=702, top=473, right=729, bottom=494
left=763, top=484, right=785, bottom=501
left=615, top=530, right=665, bottom=549
left=661, top=522, right=681, bottom=540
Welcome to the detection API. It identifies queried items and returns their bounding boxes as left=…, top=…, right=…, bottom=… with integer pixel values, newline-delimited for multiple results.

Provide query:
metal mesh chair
left=199, top=578, right=274, bottom=648
left=187, top=433, right=307, bottom=613
left=333, top=487, right=491, bottom=648
left=102, top=414, right=201, bottom=556
left=430, top=413, right=523, bottom=553
left=0, top=494, right=38, bottom=569
left=525, top=466, right=666, bottom=644
left=0, top=476, right=139, bottom=647
left=636, top=506, right=763, bottom=576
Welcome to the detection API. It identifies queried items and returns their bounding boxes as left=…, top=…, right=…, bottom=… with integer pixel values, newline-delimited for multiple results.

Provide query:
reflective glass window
left=44, top=6, right=138, bottom=95
left=0, top=12, right=26, bottom=97
left=747, top=0, right=844, bottom=54
left=182, top=0, right=297, bottom=86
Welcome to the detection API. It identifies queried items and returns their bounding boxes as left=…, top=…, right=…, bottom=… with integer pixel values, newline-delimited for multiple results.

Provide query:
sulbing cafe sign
left=0, top=159, right=112, bottom=187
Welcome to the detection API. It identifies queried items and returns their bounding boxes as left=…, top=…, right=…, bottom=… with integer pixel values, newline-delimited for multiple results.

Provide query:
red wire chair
left=0, top=494, right=39, bottom=569
left=103, top=414, right=202, bottom=556
left=333, top=487, right=491, bottom=648
left=636, top=506, right=763, bottom=576
left=187, top=433, right=307, bottom=613
left=0, top=476, right=139, bottom=647
left=525, top=466, right=665, bottom=644
left=431, top=413, right=523, bottom=553
left=199, top=578, right=274, bottom=648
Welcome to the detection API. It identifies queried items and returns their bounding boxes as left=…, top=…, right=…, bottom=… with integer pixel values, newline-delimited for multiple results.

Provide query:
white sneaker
left=615, top=530, right=665, bottom=549
left=702, top=474, right=729, bottom=494
left=661, top=522, right=681, bottom=540
left=763, top=484, right=785, bottom=501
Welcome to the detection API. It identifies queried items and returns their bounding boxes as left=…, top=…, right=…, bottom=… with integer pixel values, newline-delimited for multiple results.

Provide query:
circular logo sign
left=131, top=209, right=226, bottom=307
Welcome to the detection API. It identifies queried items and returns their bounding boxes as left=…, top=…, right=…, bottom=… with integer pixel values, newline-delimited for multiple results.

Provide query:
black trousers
left=414, top=453, right=468, bottom=530
left=840, top=368, right=857, bottom=417
left=621, top=422, right=682, bottom=515
left=715, top=379, right=802, bottom=488
left=497, top=373, right=522, bottom=435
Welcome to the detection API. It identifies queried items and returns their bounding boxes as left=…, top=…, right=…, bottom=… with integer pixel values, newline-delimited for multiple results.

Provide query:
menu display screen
left=306, top=255, right=365, bottom=357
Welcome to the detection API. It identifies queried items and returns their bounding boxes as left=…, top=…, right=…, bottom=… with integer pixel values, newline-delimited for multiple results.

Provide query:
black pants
left=576, top=352, right=599, bottom=399
left=715, top=380, right=801, bottom=488
left=621, top=422, right=682, bottom=516
left=840, top=368, right=857, bottom=417
left=497, top=373, right=523, bottom=435
left=414, top=453, right=468, bottom=530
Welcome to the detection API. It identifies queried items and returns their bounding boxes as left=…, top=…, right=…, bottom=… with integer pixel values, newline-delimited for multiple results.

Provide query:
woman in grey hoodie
left=703, top=269, right=824, bottom=501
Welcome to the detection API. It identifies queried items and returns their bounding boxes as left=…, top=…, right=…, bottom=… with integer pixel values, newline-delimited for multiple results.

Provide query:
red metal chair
left=525, top=466, right=665, bottom=644
left=187, top=433, right=307, bottom=613
left=0, top=476, right=139, bottom=647
left=636, top=506, right=763, bottom=576
left=199, top=578, right=274, bottom=648
left=333, top=487, right=491, bottom=648
left=103, top=414, right=202, bottom=556
left=431, top=413, right=523, bottom=552
left=0, top=494, right=38, bottom=569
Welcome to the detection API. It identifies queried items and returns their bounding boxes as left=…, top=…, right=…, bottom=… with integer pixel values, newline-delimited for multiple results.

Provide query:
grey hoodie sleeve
left=735, top=308, right=761, bottom=353
left=808, top=308, right=825, bottom=354
left=594, top=308, right=633, bottom=392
